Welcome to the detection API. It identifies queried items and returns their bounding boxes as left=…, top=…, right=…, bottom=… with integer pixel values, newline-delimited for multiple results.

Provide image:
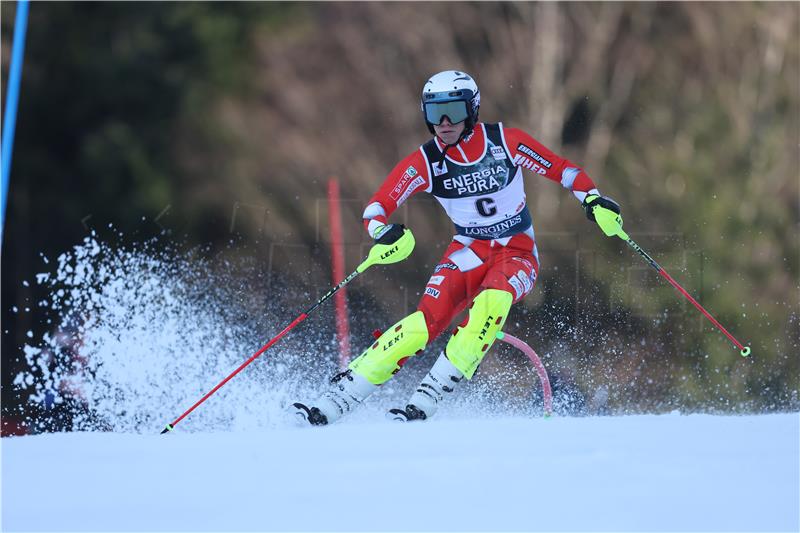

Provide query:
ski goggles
left=423, top=100, right=470, bottom=125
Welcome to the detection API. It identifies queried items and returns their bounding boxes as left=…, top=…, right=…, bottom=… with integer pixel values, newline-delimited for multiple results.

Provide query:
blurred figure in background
left=29, top=321, right=107, bottom=433
left=548, top=368, right=589, bottom=416
left=293, top=70, right=623, bottom=424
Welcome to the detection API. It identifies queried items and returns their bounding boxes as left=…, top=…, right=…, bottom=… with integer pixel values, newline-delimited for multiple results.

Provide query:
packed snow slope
left=2, top=413, right=798, bottom=532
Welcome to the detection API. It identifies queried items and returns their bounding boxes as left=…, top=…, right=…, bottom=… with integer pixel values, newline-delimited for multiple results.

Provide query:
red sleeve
left=503, top=126, right=598, bottom=200
left=362, top=150, right=430, bottom=237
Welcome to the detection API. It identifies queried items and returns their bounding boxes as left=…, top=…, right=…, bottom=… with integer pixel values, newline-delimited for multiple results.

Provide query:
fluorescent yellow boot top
left=349, top=310, right=429, bottom=385
left=446, top=289, right=513, bottom=379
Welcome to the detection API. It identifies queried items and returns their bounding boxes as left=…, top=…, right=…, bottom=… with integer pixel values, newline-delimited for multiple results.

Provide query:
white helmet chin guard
left=421, top=70, right=481, bottom=136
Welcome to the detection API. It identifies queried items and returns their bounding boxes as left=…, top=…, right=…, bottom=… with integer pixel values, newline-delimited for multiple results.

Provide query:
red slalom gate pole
left=497, top=332, right=553, bottom=417
left=327, top=178, right=351, bottom=369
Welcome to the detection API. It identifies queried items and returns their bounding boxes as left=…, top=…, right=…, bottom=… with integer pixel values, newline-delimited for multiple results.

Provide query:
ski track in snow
left=2, top=414, right=799, bottom=532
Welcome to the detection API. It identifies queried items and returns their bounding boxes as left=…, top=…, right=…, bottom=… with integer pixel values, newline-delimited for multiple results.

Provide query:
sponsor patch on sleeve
left=516, top=143, right=552, bottom=168
left=395, top=176, right=425, bottom=205
left=389, top=166, right=415, bottom=198
left=389, top=166, right=422, bottom=201
left=513, top=154, right=547, bottom=175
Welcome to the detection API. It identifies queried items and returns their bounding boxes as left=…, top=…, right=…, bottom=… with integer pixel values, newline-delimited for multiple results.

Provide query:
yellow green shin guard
left=445, top=289, right=513, bottom=379
left=349, top=310, right=429, bottom=385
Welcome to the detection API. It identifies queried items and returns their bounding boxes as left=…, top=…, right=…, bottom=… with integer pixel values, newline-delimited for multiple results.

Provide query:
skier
left=292, top=70, right=622, bottom=424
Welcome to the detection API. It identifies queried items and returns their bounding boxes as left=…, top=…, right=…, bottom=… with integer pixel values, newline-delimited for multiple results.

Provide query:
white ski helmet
left=421, top=70, right=481, bottom=135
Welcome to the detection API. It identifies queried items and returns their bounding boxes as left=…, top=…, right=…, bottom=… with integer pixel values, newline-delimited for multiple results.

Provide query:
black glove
left=582, top=194, right=621, bottom=222
left=373, top=224, right=406, bottom=245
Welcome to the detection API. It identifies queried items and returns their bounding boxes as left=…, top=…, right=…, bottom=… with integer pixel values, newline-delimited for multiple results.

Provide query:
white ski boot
left=293, top=369, right=377, bottom=426
left=388, top=351, right=464, bottom=422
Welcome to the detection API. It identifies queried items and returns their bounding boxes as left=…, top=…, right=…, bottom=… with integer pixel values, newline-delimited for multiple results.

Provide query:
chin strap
left=435, top=128, right=469, bottom=172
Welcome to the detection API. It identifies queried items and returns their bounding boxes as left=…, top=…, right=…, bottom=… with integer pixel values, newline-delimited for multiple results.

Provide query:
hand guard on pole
left=357, top=224, right=416, bottom=272
left=373, top=223, right=405, bottom=244
left=583, top=194, right=627, bottom=239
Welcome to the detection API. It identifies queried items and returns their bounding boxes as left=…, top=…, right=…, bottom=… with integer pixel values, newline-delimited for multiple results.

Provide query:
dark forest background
left=2, top=2, right=798, bottom=431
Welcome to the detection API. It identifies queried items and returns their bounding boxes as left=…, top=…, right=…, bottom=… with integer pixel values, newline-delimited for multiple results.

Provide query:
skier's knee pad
left=445, top=289, right=513, bottom=379
left=349, top=310, right=429, bottom=385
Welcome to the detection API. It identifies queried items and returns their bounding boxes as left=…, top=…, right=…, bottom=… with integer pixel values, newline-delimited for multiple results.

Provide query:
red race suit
left=362, top=122, right=599, bottom=340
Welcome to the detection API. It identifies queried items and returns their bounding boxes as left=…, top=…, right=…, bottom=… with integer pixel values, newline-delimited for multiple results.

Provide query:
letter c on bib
left=475, top=197, right=498, bottom=217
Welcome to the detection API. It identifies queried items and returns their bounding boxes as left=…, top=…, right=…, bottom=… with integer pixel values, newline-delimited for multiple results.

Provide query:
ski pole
left=161, top=228, right=416, bottom=434
left=592, top=208, right=751, bottom=357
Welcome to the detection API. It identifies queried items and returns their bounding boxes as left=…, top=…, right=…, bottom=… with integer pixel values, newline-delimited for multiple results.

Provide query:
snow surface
left=2, top=413, right=798, bottom=532
left=5, top=237, right=799, bottom=532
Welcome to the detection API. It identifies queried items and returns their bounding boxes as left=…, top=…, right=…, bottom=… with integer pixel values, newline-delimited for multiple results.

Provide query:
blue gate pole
left=1, top=0, right=30, bottom=239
